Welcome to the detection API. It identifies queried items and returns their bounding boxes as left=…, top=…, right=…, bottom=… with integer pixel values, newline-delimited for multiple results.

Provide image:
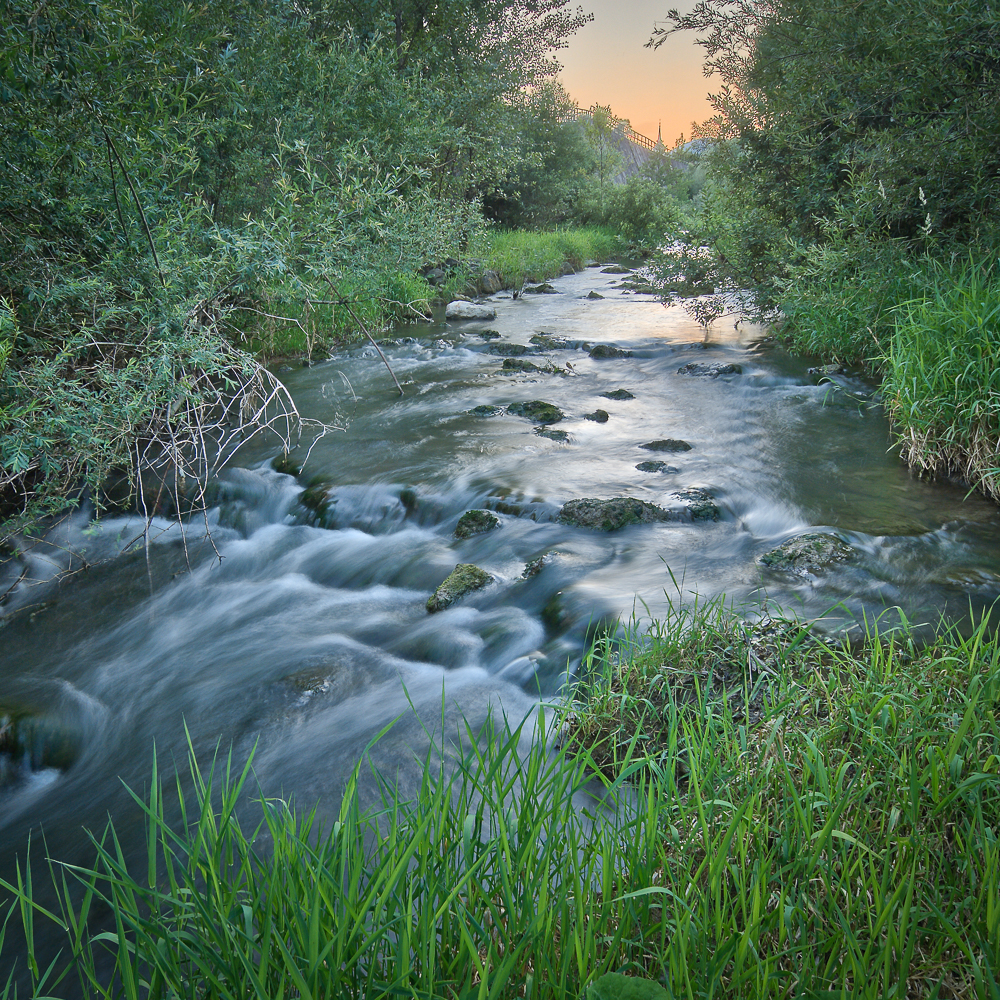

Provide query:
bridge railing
left=560, top=105, right=657, bottom=151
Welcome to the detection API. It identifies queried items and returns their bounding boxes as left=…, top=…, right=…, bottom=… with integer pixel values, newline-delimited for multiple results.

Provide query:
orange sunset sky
left=557, top=0, right=713, bottom=147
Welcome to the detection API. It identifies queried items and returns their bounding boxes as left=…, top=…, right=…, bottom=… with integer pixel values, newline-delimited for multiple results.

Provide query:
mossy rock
left=455, top=509, right=501, bottom=539
left=534, top=426, right=570, bottom=442
left=558, top=497, right=672, bottom=531
left=508, top=400, right=564, bottom=423
left=600, top=265, right=632, bottom=274
left=501, top=358, right=541, bottom=373
left=759, top=532, right=854, bottom=575
left=589, top=344, right=633, bottom=359
left=426, top=563, right=493, bottom=613
left=601, top=388, right=635, bottom=400
left=584, top=409, right=609, bottom=422
left=523, top=282, right=558, bottom=294
left=671, top=487, right=720, bottom=521
left=585, top=290, right=605, bottom=300
left=677, top=362, right=743, bottom=378
left=488, top=342, right=530, bottom=357
left=478, top=329, right=502, bottom=341
left=640, top=439, right=692, bottom=453
left=636, top=461, right=678, bottom=473
left=469, top=404, right=504, bottom=417
left=530, top=334, right=572, bottom=350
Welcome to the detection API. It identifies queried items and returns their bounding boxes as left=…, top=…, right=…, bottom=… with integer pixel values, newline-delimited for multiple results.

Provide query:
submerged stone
left=584, top=409, right=609, bottom=423
left=469, top=404, right=504, bottom=417
left=558, top=497, right=673, bottom=531
left=521, top=552, right=557, bottom=578
left=508, top=400, right=564, bottom=423
left=759, top=532, right=854, bottom=575
left=501, top=358, right=541, bottom=372
left=455, top=509, right=501, bottom=539
left=271, top=452, right=302, bottom=477
left=426, top=563, right=493, bottom=613
left=534, top=426, right=570, bottom=442
left=635, top=461, right=678, bottom=473
left=488, top=342, right=530, bottom=356
left=589, top=344, right=633, bottom=359
left=601, top=388, right=635, bottom=400
left=530, top=334, right=571, bottom=350
left=677, top=362, right=743, bottom=378
left=640, top=439, right=692, bottom=453
left=671, top=488, right=720, bottom=521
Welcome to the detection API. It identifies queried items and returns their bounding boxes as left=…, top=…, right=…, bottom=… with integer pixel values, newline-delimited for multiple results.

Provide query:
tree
left=651, top=0, right=1000, bottom=323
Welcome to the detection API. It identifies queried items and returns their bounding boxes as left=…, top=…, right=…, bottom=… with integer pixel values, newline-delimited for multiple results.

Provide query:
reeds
left=881, top=257, right=1000, bottom=501
left=2, top=603, right=999, bottom=998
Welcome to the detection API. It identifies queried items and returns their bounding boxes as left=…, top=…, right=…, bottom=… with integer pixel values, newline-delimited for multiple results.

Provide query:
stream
left=2, top=262, right=1000, bottom=976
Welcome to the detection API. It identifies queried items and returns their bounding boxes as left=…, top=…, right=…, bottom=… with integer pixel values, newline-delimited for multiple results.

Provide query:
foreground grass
left=3, top=602, right=1000, bottom=998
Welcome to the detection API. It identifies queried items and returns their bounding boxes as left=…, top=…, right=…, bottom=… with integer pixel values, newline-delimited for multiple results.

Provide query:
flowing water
left=3, top=263, right=1000, bottom=972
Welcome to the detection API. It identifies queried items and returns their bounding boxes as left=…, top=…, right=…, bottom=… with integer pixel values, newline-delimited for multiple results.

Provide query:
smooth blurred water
left=2, top=263, right=1000, bottom=983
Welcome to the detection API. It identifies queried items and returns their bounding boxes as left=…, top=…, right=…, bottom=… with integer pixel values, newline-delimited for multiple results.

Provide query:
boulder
left=601, top=388, right=635, bottom=400
left=584, top=409, right=609, bottom=423
left=589, top=344, right=633, bottom=359
left=446, top=301, right=497, bottom=321
left=479, top=270, right=503, bottom=294
left=677, top=362, right=743, bottom=378
left=670, top=488, right=720, bottom=521
left=601, top=265, right=632, bottom=274
left=558, top=497, right=673, bottom=531
left=759, top=532, right=854, bottom=575
left=455, top=509, right=501, bottom=539
left=501, top=359, right=541, bottom=372
left=508, top=400, right=564, bottom=423
left=635, top=461, right=678, bottom=473
left=559, top=262, right=576, bottom=275
left=524, top=282, right=558, bottom=294
left=426, top=563, right=493, bottom=613
left=640, top=439, right=692, bottom=453
left=586, top=290, right=605, bottom=300
left=478, top=329, right=501, bottom=341
left=468, top=404, right=504, bottom=417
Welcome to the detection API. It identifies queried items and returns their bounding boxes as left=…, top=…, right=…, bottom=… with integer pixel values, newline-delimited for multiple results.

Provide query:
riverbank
left=3, top=603, right=998, bottom=997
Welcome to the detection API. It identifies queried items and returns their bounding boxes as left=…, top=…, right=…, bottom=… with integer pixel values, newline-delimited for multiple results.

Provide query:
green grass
left=3, top=602, right=1000, bottom=998
left=880, top=257, right=1000, bottom=501
left=477, top=227, right=620, bottom=291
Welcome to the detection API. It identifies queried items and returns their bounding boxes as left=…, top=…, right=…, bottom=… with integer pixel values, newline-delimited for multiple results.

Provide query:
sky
left=556, top=0, right=713, bottom=147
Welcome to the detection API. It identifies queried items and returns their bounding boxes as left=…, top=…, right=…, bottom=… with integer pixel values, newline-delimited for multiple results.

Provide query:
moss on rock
left=558, top=497, right=672, bottom=531
left=455, top=509, right=501, bottom=539
left=426, top=563, right=493, bottom=613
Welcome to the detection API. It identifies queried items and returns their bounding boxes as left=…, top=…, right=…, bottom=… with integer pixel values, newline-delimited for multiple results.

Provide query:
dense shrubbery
left=653, top=0, right=1000, bottom=493
left=0, top=0, right=606, bottom=532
